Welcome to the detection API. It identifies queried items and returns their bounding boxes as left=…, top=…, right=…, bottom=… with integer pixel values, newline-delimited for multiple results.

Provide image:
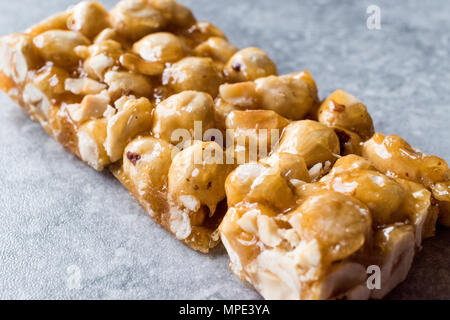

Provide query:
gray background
left=0, top=0, right=449, bottom=299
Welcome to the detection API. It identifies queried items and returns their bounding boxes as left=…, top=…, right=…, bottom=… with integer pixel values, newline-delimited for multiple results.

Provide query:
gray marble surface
left=0, top=0, right=449, bottom=300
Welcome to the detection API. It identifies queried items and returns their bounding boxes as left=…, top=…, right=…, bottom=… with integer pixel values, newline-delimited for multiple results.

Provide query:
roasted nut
left=33, top=30, right=90, bottom=68
left=318, top=90, right=374, bottom=140
left=64, top=77, right=107, bottom=95
left=324, top=169, right=406, bottom=225
left=254, top=71, right=318, bottom=120
left=225, top=109, right=289, bottom=134
left=66, top=91, right=110, bottom=124
left=327, top=154, right=375, bottom=176
left=289, top=191, right=372, bottom=262
left=370, top=225, right=415, bottom=299
left=26, top=11, right=71, bottom=36
left=110, top=0, right=167, bottom=41
left=0, top=34, right=42, bottom=84
left=362, top=133, right=449, bottom=187
left=224, top=47, right=277, bottom=82
left=213, top=97, right=239, bottom=130
left=68, top=1, right=110, bottom=39
left=432, top=181, right=450, bottom=201
left=181, top=21, right=226, bottom=46
left=133, top=32, right=184, bottom=63
left=194, top=37, right=238, bottom=63
left=261, top=152, right=310, bottom=183
left=218, top=71, right=319, bottom=120
left=333, top=127, right=363, bottom=156
left=94, top=28, right=119, bottom=43
left=78, top=118, right=110, bottom=171
left=105, top=97, right=154, bottom=162
left=219, top=82, right=258, bottom=108
left=162, top=57, right=222, bottom=96
left=152, top=91, right=215, bottom=145
left=225, top=110, right=289, bottom=162
left=149, top=0, right=196, bottom=28
left=119, top=53, right=165, bottom=76
left=225, top=162, right=296, bottom=210
left=168, top=141, right=233, bottom=214
left=123, top=136, right=178, bottom=191
left=104, top=70, right=152, bottom=100
left=276, top=120, right=340, bottom=168
left=243, top=238, right=325, bottom=300
left=22, top=83, right=51, bottom=120
left=83, top=40, right=123, bottom=80
left=86, top=39, right=123, bottom=57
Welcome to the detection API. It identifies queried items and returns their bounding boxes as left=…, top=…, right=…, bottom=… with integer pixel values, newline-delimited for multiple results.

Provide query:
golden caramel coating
left=318, top=90, right=374, bottom=140
left=276, top=120, right=340, bottom=168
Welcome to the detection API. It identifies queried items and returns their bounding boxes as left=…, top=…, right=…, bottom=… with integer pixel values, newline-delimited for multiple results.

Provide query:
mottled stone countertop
left=0, top=0, right=449, bottom=299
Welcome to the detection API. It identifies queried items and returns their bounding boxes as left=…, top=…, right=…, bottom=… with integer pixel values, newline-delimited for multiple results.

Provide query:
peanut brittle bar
left=0, top=0, right=449, bottom=299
